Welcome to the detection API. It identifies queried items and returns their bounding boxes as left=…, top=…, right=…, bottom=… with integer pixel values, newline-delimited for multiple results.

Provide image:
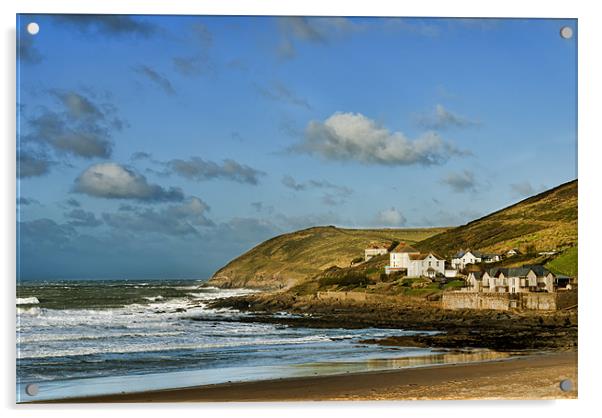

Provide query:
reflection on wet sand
left=290, top=349, right=525, bottom=377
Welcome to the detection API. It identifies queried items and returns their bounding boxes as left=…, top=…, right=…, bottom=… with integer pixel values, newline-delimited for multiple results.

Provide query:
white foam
left=143, top=295, right=164, bottom=302
left=17, top=330, right=183, bottom=344
left=16, top=307, right=41, bottom=316
left=17, top=297, right=39, bottom=305
left=17, top=334, right=333, bottom=359
left=16, top=287, right=266, bottom=361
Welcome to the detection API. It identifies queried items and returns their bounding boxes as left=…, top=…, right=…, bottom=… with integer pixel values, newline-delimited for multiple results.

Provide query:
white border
left=2, top=1, right=600, bottom=417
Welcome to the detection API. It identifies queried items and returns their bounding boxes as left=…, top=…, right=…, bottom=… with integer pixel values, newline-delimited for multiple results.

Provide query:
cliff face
left=208, top=226, right=448, bottom=289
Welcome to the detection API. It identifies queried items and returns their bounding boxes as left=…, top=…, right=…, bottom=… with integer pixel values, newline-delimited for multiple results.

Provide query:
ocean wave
left=17, top=330, right=184, bottom=344
left=143, top=296, right=164, bottom=302
left=17, top=307, right=41, bottom=316
left=16, top=302, right=229, bottom=331
left=17, top=334, right=334, bottom=360
left=17, top=297, right=39, bottom=305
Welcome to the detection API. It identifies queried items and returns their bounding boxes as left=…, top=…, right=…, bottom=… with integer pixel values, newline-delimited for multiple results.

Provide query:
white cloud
left=102, top=196, right=213, bottom=236
left=510, top=181, right=547, bottom=197
left=74, top=163, right=184, bottom=202
left=376, top=207, right=407, bottom=227
left=165, top=157, right=265, bottom=185
left=293, top=112, right=465, bottom=166
left=419, top=209, right=483, bottom=227
left=276, top=17, right=363, bottom=59
left=441, top=170, right=477, bottom=193
left=416, top=104, right=478, bottom=130
left=134, top=65, right=176, bottom=95
left=256, top=81, right=312, bottom=109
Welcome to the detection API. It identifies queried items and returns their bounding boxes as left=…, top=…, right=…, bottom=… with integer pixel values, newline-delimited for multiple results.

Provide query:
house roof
left=487, top=265, right=552, bottom=278
left=522, top=265, right=553, bottom=277
left=391, top=243, right=420, bottom=253
left=409, top=254, right=426, bottom=260
left=487, top=267, right=528, bottom=277
left=453, top=249, right=483, bottom=258
left=469, top=271, right=483, bottom=280
left=428, top=252, right=445, bottom=260
left=408, top=252, right=445, bottom=261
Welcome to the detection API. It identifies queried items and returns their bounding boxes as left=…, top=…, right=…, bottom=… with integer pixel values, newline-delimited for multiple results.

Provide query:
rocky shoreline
left=206, top=292, right=577, bottom=351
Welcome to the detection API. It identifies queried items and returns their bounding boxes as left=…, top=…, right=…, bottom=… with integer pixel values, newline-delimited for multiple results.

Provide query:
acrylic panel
left=16, top=14, right=577, bottom=403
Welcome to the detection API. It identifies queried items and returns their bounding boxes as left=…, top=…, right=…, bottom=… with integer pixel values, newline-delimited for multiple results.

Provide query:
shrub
left=381, top=270, right=403, bottom=282
left=524, top=244, right=537, bottom=255
left=319, top=273, right=371, bottom=288
left=387, top=241, right=400, bottom=252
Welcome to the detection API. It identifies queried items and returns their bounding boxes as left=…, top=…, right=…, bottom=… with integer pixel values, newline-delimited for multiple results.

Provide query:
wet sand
left=49, top=351, right=577, bottom=403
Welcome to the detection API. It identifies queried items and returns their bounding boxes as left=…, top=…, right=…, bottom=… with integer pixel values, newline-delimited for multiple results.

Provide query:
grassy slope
left=210, top=180, right=577, bottom=290
left=415, top=180, right=577, bottom=257
left=209, top=226, right=447, bottom=289
left=545, top=245, right=578, bottom=277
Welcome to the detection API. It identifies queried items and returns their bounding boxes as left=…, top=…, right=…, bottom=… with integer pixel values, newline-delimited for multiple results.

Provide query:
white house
left=364, top=242, right=389, bottom=261
left=451, top=250, right=482, bottom=270
left=466, top=271, right=484, bottom=291
left=445, top=269, right=458, bottom=279
left=466, top=266, right=557, bottom=294
left=482, top=253, right=502, bottom=263
left=506, top=248, right=521, bottom=257
left=386, top=243, right=445, bottom=278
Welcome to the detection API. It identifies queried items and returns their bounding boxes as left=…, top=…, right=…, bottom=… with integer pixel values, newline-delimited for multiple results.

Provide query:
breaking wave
left=17, top=297, right=39, bottom=305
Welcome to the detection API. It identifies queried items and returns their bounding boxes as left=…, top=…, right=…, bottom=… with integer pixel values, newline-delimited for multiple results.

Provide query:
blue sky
left=16, top=15, right=577, bottom=280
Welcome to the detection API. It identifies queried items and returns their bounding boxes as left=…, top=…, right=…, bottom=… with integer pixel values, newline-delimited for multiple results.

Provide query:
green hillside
left=546, top=245, right=578, bottom=277
left=209, top=180, right=577, bottom=290
left=208, top=226, right=447, bottom=289
left=415, top=180, right=577, bottom=257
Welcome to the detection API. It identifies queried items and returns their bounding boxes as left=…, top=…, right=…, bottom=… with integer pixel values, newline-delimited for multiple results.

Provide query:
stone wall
left=442, top=290, right=578, bottom=311
left=520, top=293, right=557, bottom=311
left=442, top=292, right=512, bottom=311
left=556, top=290, right=578, bottom=309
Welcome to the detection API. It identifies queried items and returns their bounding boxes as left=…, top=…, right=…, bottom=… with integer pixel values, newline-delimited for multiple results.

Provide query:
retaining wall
left=442, top=292, right=512, bottom=311
left=442, top=290, right=578, bottom=311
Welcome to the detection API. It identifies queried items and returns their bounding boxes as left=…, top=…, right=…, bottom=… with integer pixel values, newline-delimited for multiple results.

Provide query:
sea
left=16, top=279, right=501, bottom=402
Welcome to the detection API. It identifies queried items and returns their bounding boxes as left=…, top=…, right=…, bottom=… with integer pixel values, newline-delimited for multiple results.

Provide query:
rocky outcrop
left=206, top=293, right=577, bottom=351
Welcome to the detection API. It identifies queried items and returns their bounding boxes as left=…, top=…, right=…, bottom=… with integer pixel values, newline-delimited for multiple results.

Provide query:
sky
left=16, top=15, right=577, bottom=280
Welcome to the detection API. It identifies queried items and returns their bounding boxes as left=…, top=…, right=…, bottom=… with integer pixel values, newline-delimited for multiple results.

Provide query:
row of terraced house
left=365, top=242, right=573, bottom=294
left=465, top=266, right=573, bottom=294
left=363, top=241, right=576, bottom=311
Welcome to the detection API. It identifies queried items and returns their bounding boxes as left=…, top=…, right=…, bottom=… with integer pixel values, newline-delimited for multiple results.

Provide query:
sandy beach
left=48, top=351, right=576, bottom=403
